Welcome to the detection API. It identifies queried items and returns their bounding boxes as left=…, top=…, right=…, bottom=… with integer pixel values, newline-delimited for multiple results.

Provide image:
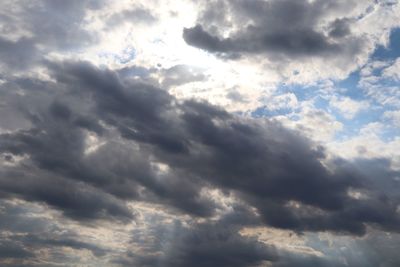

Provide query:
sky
left=0, top=0, right=400, bottom=266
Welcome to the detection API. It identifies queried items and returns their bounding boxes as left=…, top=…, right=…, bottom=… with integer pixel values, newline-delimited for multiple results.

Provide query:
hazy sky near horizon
left=1, top=0, right=400, bottom=266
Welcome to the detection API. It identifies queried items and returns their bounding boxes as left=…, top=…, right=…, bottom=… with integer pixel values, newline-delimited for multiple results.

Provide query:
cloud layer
left=1, top=0, right=400, bottom=266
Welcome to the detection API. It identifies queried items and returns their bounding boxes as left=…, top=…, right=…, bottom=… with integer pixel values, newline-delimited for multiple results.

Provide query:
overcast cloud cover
left=1, top=0, right=400, bottom=266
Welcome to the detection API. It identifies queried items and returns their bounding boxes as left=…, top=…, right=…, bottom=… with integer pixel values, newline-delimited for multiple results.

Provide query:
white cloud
left=359, top=59, right=400, bottom=107
left=383, top=109, right=400, bottom=127
left=383, top=58, right=400, bottom=81
left=276, top=105, right=343, bottom=143
left=328, top=122, right=400, bottom=169
left=329, top=96, right=369, bottom=119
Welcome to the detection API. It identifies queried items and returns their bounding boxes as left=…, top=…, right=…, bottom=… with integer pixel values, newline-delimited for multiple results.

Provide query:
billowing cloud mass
left=1, top=0, right=400, bottom=266
left=184, top=0, right=361, bottom=57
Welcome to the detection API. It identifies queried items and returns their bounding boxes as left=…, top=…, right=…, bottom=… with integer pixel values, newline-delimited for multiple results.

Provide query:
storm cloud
left=183, top=0, right=366, bottom=60
left=2, top=60, right=400, bottom=227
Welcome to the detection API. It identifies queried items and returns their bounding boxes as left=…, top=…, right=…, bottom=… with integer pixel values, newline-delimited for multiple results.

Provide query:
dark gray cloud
left=0, top=37, right=38, bottom=70
left=0, top=59, right=399, bottom=265
left=141, top=223, right=277, bottom=267
left=329, top=18, right=352, bottom=38
left=115, top=210, right=279, bottom=267
left=2, top=60, right=399, bottom=238
left=0, top=200, right=110, bottom=266
left=0, top=241, right=33, bottom=259
left=1, top=62, right=398, bottom=234
left=116, top=206, right=400, bottom=267
left=183, top=0, right=365, bottom=60
left=0, top=166, right=134, bottom=221
left=0, top=63, right=216, bottom=219
left=0, top=0, right=103, bottom=72
left=20, top=0, right=100, bottom=49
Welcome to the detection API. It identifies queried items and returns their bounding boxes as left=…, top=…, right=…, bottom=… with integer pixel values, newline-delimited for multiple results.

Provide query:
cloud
left=359, top=59, right=400, bottom=107
left=0, top=56, right=397, bottom=267
left=107, top=7, right=158, bottom=28
left=0, top=0, right=104, bottom=75
left=119, top=218, right=278, bottom=267
left=0, top=165, right=134, bottom=221
left=1, top=60, right=399, bottom=239
left=183, top=0, right=365, bottom=60
left=182, top=0, right=400, bottom=83
left=384, top=110, right=400, bottom=127
left=330, top=96, right=369, bottom=119
left=0, top=199, right=111, bottom=266
left=0, top=1, right=400, bottom=265
left=0, top=37, right=38, bottom=71
left=160, top=64, right=207, bottom=88
left=0, top=241, right=33, bottom=259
